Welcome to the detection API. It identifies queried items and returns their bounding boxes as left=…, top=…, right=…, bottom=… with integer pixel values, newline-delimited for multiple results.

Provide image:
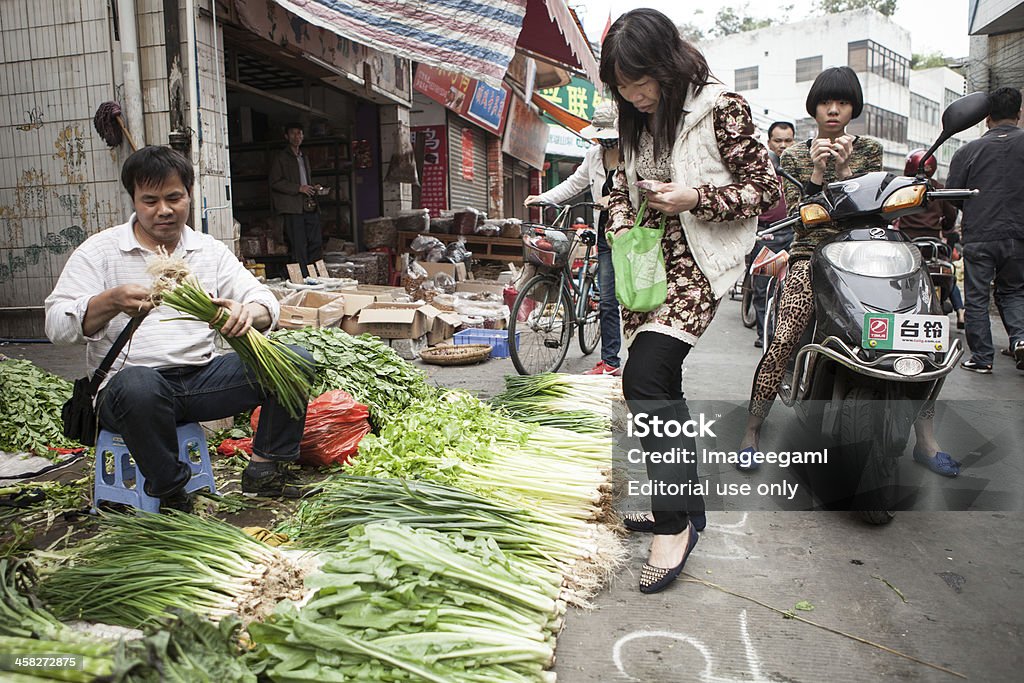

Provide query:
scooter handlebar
left=926, top=189, right=979, bottom=200
left=759, top=214, right=801, bottom=236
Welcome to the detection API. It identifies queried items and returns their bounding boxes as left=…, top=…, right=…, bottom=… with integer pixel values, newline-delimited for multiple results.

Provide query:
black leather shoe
left=241, top=465, right=306, bottom=498
left=159, top=490, right=195, bottom=514
left=754, top=338, right=764, bottom=348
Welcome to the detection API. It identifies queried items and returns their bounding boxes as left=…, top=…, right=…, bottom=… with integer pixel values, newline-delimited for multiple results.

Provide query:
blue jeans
left=96, top=348, right=311, bottom=497
left=597, top=229, right=622, bottom=367
left=962, top=238, right=1024, bottom=364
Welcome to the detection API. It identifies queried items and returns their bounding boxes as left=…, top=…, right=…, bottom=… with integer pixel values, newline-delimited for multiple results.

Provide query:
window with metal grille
left=735, top=66, right=759, bottom=91
left=911, top=93, right=940, bottom=126
left=795, top=56, right=822, bottom=83
left=847, top=40, right=909, bottom=86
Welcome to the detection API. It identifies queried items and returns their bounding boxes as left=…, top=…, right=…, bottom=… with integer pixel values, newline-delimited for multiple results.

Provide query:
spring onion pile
left=249, top=523, right=563, bottom=682
left=278, top=476, right=623, bottom=598
left=272, top=327, right=436, bottom=425
left=148, top=253, right=314, bottom=419
left=35, top=512, right=305, bottom=628
left=0, top=358, right=79, bottom=456
left=1, top=559, right=257, bottom=682
left=491, top=373, right=619, bottom=433
left=0, top=559, right=117, bottom=681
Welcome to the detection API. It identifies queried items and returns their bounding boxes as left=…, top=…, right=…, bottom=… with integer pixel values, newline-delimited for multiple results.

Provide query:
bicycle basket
left=522, top=225, right=574, bottom=269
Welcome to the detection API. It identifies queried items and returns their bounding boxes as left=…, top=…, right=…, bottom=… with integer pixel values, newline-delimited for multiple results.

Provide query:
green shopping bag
left=606, top=198, right=668, bottom=312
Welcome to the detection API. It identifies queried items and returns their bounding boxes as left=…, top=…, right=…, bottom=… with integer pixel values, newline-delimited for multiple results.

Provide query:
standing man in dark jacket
left=751, top=121, right=796, bottom=348
left=270, top=123, right=322, bottom=277
left=946, top=87, right=1024, bottom=373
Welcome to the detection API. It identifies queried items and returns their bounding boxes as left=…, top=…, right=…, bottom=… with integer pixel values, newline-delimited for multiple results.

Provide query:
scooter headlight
left=821, top=241, right=922, bottom=277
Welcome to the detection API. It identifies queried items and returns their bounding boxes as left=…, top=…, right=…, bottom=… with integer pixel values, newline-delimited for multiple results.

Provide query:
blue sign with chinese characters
left=466, top=81, right=509, bottom=135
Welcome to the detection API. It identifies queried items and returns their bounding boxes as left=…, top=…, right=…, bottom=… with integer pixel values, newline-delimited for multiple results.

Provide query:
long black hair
left=600, top=9, right=714, bottom=160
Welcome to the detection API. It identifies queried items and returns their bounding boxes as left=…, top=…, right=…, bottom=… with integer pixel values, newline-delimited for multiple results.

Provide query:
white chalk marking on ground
left=612, top=610, right=771, bottom=683
left=703, top=512, right=761, bottom=560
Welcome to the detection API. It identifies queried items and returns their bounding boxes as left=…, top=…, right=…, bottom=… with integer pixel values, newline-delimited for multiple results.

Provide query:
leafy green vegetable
left=249, top=523, right=561, bottom=682
left=491, top=373, right=617, bottom=433
left=0, top=359, right=79, bottom=457
left=271, top=328, right=436, bottom=426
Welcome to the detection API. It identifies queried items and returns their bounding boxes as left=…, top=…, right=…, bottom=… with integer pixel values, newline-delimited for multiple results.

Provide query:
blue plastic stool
left=92, top=423, right=218, bottom=513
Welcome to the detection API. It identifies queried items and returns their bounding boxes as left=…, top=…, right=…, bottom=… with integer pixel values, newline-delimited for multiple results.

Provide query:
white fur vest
left=623, top=84, right=757, bottom=300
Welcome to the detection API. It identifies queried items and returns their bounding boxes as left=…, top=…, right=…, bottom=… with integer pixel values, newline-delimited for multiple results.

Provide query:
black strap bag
left=61, top=314, right=146, bottom=447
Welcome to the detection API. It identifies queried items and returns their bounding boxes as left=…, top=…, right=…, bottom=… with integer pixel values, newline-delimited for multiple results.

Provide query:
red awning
left=531, top=92, right=590, bottom=134
left=517, top=0, right=600, bottom=85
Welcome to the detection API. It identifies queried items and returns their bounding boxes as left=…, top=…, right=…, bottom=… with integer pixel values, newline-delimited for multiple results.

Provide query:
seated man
left=45, top=146, right=311, bottom=511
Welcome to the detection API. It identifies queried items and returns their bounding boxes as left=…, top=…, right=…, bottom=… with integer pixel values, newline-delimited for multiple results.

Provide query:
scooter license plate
left=862, top=313, right=949, bottom=352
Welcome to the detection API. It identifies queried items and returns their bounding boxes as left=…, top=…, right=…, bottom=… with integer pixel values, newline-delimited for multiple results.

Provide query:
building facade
left=699, top=8, right=982, bottom=178
left=966, top=0, right=1024, bottom=92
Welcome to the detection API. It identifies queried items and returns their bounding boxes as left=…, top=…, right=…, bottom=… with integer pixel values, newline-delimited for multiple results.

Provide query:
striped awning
left=255, top=0, right=529, bottom=88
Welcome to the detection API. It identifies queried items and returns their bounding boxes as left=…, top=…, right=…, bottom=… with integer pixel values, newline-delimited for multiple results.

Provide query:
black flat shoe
left=623, top=512, right=656, bottom=532
left=639, top=523, right=699, bottom=594
left=624, top=512, right=706, bottom=533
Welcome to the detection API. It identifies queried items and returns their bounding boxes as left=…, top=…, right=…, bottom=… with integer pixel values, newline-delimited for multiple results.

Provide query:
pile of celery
left=490, top=373, right=619, bottom=433
left=249, top=523, right=562, bottom=683
left=35, top=512, right=304, bottom=628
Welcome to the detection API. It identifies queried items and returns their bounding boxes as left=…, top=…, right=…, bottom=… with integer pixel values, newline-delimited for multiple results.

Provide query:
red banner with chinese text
left=412, top=125, right=448, bottom=215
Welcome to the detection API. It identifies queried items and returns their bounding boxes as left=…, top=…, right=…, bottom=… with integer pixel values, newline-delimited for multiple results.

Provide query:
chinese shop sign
left=537, top=76, right=608, bottom=123
left=414, top=65, right=510, bottom=136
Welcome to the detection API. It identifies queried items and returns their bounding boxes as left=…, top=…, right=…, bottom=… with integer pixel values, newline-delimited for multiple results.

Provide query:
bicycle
left=508, top=201, right=601, bottom=375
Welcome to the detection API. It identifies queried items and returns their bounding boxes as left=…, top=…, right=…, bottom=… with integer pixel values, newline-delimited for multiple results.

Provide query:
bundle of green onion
left=35, top=512, right=305, bottom=628
left=149, top=256, right=314, bottom=419
left=0, top=559, right=117, bottom=681
left=249, top=522, right=563, bottom=683
left=491, top=373, right=619, bottom=433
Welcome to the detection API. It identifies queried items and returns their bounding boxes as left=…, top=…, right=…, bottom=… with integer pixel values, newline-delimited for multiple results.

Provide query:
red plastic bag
left=218, top=438, right=254, bottom=457
left=251, top=390, right=371, bottom=467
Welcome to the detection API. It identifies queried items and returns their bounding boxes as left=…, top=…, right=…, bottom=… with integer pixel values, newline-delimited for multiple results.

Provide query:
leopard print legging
left=748, top=259, right=935, bottom=421
left=748, top=260, right=813, bottom=419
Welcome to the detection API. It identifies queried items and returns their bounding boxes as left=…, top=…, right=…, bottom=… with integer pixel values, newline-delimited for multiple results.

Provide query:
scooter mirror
left=941, top=91, right=990, bottom=136
left=767, top=150, right=782, bottom=172
left=919, top=92, right=991, bottom=175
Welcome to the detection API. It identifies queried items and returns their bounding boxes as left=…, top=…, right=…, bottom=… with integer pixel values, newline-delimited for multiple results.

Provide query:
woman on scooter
left=739, top=66, right=962, bottom=478
left=602, top=8, right=779, bottom=593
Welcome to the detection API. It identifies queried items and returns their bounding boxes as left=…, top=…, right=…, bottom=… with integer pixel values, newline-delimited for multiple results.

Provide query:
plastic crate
left=453, top=328, right=519, bottom=358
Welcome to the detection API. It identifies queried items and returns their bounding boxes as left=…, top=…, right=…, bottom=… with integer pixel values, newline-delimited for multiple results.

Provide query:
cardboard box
left=338, top=285, right=405, bottom=317
left=358, top=302, right=430, bottom=339
left=418, top=304, right=463, bottom=346
left=277, top=291, right=347, bottom=329
left=420, top=261, right=468, bottom=282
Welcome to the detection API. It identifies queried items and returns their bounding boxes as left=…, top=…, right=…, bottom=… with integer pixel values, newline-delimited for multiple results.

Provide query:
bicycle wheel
left=740, top=272, right=757, bottom=328
left=509, top=274, right=572, bottom=375
left=577, top=276, right=600, bottom=355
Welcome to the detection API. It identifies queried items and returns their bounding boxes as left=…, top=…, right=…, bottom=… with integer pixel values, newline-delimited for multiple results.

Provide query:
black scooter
left=761, top=93, right=989, bottom=524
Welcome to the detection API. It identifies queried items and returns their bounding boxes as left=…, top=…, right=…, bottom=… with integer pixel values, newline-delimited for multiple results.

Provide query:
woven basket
left=419, top=344, right=492, bottom=366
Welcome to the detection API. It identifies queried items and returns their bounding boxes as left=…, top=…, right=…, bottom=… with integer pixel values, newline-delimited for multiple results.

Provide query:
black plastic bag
left=61, top=377, right=98, bottom=447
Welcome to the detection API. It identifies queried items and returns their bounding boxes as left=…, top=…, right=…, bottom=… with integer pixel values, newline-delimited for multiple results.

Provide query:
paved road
left=3, top=300, right=1021, bottom=682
